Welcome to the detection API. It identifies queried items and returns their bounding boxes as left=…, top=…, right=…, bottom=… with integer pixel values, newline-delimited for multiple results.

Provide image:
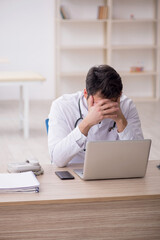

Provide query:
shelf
left=59, top=19, right=108, bottom=23
left=112, top=19, right=157, bottom=23
left=59, top=18, right=160, bottom=24
left=60, top=46, right=107, bottom=50
left=56, top=0, right=160, bottom=100
left=120, top=71, right=157, bottom=77
left=60, top=71, right=157, bottom=78
left=112, top=45, right=157, bottom=50
left=129, top=96, right=158, bottom=102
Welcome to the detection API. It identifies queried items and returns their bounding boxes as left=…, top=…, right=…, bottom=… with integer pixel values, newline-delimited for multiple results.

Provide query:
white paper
left=0, top=171, right=40, bottom=193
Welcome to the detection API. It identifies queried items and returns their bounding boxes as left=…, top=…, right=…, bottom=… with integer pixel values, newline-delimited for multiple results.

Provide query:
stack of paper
left=0, top=171, right=40, bottom=193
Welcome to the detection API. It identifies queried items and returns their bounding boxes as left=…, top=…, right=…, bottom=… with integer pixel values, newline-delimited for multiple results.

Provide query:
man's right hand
left=86, top=95, right=119, bottom=126
left=78, top=95, right=119, bottom=136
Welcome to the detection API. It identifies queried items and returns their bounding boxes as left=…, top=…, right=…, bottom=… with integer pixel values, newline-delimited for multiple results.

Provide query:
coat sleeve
left=118, top=99, right=144, bottom=140
left=48, top=101, right=86, bottom=167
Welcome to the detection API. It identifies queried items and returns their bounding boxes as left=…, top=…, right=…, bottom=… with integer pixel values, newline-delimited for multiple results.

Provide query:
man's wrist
left=116, top=117, right=127, bottom=133
left=78, top=118, right=92, bottom=136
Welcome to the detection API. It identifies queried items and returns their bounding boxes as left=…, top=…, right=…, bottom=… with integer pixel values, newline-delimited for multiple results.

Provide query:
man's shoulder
left=120, top=94, right=136, bottom=113
left=120, top=94, right=133, bottom=104
left=52, top=91, right=82, bottom=109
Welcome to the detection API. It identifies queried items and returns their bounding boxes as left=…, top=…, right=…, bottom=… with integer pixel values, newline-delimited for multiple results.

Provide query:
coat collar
left=79, top=92, right=88, bottom=118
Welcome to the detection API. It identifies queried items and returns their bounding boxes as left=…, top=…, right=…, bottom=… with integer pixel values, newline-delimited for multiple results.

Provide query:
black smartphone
left=55, top=171, right=75, bottom=180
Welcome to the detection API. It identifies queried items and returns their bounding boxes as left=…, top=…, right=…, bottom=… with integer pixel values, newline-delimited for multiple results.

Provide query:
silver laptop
left=74, top=139, right=151, bottom=180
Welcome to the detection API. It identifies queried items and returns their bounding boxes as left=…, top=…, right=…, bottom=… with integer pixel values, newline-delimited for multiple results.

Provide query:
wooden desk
left=0, top=160, right=160, bottom=239
left=0, top=72, right=45, bottom=138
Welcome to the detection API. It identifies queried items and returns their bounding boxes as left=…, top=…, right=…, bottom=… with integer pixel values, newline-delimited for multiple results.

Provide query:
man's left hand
left=111, top=97, right=127, bottom=133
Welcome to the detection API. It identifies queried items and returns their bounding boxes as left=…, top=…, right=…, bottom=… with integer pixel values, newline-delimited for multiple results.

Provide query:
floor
left=0, top=100, right=52, bottom=169
left=136, top=100, right=160, bottom=161
left=0, top=100, right=160, bottom=169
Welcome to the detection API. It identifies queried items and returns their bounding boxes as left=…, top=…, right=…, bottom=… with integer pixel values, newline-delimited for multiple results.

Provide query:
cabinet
left=55, top=0, right=160, bottom=101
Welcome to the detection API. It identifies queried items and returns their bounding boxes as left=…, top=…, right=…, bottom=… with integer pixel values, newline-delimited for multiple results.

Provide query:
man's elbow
left=50, top=152, right=68, bottom=168
left=53, top=160, right=67, bottom=168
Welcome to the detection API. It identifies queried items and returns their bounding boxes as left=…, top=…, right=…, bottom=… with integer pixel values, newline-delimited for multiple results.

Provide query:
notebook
left=0, top=171, right=40, bottom=193
left=74, top=139, right=151, bottom=180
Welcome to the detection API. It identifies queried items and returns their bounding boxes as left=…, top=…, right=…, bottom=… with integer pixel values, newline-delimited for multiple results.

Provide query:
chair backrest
left=45, top=118, right=49, bottom=133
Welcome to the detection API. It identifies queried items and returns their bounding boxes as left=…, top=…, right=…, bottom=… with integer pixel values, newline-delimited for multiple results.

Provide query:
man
left=48, top=65, right=143, bottom=167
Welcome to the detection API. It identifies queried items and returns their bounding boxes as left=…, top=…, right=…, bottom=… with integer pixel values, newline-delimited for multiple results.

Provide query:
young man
left=48, top=65, right=143, bottom=167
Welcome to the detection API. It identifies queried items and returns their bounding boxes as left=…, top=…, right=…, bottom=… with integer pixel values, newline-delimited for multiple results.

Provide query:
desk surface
left=0, top=72, right=45, bottom=82
left=0, top=160, right=160, bottom=206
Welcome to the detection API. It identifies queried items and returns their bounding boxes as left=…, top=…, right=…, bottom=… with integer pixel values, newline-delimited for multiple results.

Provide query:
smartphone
left=55, top=171, right=75, bottom=180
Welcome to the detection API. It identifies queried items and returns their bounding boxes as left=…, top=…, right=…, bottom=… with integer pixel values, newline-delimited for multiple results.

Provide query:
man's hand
left=86, top=95, right=119, bottom=126
left=79, top=95, right=119, bottom=136
left=112, top=97, right=127, bottom=133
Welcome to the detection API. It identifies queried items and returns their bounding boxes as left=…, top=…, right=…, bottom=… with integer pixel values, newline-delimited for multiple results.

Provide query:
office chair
left=45, top=118, right=49, bottom=133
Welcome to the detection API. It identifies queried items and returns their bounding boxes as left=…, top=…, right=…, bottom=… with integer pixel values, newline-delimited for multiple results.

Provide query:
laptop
left=74, top=139, right=151, bottom=180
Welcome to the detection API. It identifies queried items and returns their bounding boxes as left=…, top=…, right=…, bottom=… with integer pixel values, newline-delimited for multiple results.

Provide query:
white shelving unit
left=55, top=0, right=160, bottom=101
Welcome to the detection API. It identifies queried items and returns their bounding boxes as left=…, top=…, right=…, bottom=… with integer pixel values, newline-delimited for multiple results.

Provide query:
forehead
left=93, top=91, right=104, bottom=99
left=93, top=92, right=118, bottom=102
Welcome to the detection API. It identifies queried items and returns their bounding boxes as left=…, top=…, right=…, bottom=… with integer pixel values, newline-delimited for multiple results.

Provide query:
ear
left=83, top=88, right=88, bottom=99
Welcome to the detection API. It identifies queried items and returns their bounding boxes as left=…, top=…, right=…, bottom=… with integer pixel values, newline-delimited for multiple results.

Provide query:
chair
left=45, top=118, right=49, bottom=133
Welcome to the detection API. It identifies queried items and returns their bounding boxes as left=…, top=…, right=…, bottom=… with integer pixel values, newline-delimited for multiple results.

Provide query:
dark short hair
left=86, top=65, right=123, bottom=99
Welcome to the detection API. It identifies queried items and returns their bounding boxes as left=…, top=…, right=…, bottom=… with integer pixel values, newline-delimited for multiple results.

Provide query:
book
left=98, top=6, right=108, bottom=19
left=0, top=171, right=40, bottom=193
left=60, top=6, right=67, bottom=19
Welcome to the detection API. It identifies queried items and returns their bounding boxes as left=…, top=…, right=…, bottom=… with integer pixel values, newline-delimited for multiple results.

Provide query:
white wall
left=0, top=0, right=159, bottom=100
left=0, top=0, right=55, bottom=100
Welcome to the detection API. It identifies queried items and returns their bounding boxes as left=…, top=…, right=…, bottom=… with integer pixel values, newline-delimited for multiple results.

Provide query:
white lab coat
left=48, top=91, right=144, bottom=167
